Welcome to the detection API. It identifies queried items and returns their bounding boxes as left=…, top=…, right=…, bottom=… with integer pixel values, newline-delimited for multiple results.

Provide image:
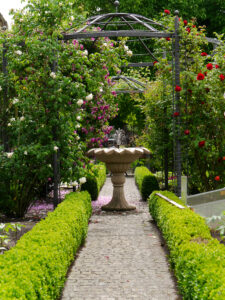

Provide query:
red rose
left=201, top=101, right=205, bottom=104
left=186, top=27, right=191, bottom=33
left=188, top=89, right=192, bottom=94
left=164, top=9, right=170, bottom=14
left=175, top=85, right=182, bottom=92
left=197, top=73, right=205, bottom=80
left=223, top=156, right=225, bottom=161
left=183, top=20, right=188, bottom=26
left=215, top=64, right=219, bottom=69
left=215, top=176, right=220, bottom=181
left=201, top=52, right=207, bottom=56
left=184, top=129, right=190, bottom=135
left=166, top=37, right=171, bottom=41
left=219, top=74, right=225, bottom=81
left=206, top=63, right=213, bottom=70
left=153, top=61, right=158, bottom=65
left=192, top=25, right=196, bottom=28
left=173, top=112, right=180, bottom=117
left=198, top=140, right=205, bottom=148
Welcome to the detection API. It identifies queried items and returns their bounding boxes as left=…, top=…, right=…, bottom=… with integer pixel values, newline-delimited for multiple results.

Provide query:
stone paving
left=61, top=177, right=180, bottom=300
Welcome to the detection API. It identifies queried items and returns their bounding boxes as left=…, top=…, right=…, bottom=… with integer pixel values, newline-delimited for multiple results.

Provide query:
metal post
left=2, top=40, right=9, bottom=152
left=51, top=60, right=59, bottom=208
left=174, top=10, right=182, bottom=197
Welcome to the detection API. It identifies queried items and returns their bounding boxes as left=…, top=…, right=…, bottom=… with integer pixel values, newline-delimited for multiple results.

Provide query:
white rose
left=54, top=146, right=59, bottom=151
left=20, top=116, right=25, bottom=121
left=79, top=177, right=86, bottom=184
left=82, top=50, right=88, bottom=56
left=10, top=117, right=15, bottom=122
left=59, top=2, right=63, bottom=6
left=86, top=93, right=93, bottom=101
left=76, top=115, right=81, bottom=121
left=76, top=135, right=80, bottom=140
left=24, top=151, right=28, bottom=155
left=7, top=123, right=11, bottom=127
left=6, top=152, right=13, bottom=158
left=13, top=98, right=19, bottom=104
left=76, top=124, right=81, bottom=128
left=0, top=86, right=2, bottom=91
left=77, top=99, right=83, bottom=106
left=50, top=72, right=56, bottom=79
left=124, top=45, right=129, bottom=51
left=103, top=43, right=108, bottom=47
left=99, top=88, right=103, bottom=93
left=20, top=18, right=23, bottom=22
left=127, top=50, right=133, bottom=57
left=15, top=50, right=22, bottom=55
left=70, top=16, right=74, bottom=21
left=72, top=181, right=78, bottom=187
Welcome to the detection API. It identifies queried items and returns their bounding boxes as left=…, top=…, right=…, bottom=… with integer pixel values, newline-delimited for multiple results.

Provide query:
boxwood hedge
left=134, top=166, right=159, bottom=201
left=0, top=191, right=92, bottom=299
left=149, top=191, right=225, bottom=299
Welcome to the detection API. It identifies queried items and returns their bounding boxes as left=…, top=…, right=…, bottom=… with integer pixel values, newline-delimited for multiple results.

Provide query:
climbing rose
left=166, top=37, right=170, bottom=41
left=86, top=93, right=93, bottom=101
left=173, top=112, right=180, bottom=117
left=215, top=176, right=220, bottom=181
left=198, top=141, right=205, bottom=148
left=184, top=129, right=190, bottom=135
left=175, top=85, right=182, bottom=92
left=223, top=156, right=225, bottom=161
left=201, top=52, right=207, bottom=56
left=219, top=74, right=225, bottom=81
left=215, top=64, right=219, bottom=69
left=183, top=20, right=188, bottom=26
left=197, top=73, right=205, bottom=80
left=153, top=61, right=158, bottom=65
left=164, top=9, right=170, bottom=15
left=206, top=63, right=213, bottom=70
left=186, top=27, right=191, bottom=33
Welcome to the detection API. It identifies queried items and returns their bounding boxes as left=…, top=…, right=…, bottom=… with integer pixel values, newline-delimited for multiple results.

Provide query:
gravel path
left=61, top=177, right=180, bottom=300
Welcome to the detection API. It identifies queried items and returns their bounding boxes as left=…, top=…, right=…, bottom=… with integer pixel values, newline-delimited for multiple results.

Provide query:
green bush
left=141, top=175, right=159, bottom=201
left=134, top=166, right=159, bottom=201
left=81, top=163, right=106, bottom=200
left=149, top=191, right=225, bottom=299
left=0, top=191, right=92, bottom=299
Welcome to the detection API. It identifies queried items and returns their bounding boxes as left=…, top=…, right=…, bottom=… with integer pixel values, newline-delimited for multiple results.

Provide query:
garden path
left=61, top=176, right=180, bottom=300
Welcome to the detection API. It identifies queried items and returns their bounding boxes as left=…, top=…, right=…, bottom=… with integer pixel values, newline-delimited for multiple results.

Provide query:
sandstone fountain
left=87, top=147, right=150, bottom=211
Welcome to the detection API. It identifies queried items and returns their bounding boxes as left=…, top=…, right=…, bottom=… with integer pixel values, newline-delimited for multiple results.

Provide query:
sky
left=1, top=0, right=27, bottom=28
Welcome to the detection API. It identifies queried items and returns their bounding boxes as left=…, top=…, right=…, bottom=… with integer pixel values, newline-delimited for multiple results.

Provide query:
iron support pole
left=2, top=42, right=9, bottom=152
left=51, top=60, right=59, bottom=208
left=174, top=11, right=182, bottom=197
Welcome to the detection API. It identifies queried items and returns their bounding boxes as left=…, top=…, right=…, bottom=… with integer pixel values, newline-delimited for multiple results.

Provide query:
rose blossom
left=164, top=9, right=170, bottom=14
left=175, top=85, right=182, bottom=92
left=197, top=73, right=205, bottom=80
left=86, top=93, right=93, bottom=101
left=206, top=63, right=213, bottom=70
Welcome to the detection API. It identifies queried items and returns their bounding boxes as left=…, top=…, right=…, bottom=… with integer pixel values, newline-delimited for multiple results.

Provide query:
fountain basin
left=87, top=147, right=150, bottom=211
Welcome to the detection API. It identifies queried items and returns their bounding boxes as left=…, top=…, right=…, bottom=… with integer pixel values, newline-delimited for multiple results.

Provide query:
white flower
left=82, top=50, right=88, bottom=56
left=70, top=16, right=74, bottom=21
left=72, top=181, right=78, bottom=187
left=99, top=88, right=103, bottom=93
left=76, top=135, right=80, bottom=140
left=7, top=123, right=11, bottom=127
left=50, top=72, right=56, bottom=79
left=79, top=177, right=86, bottom=184
left=76, top=124, right=81, bottom=128
left=124, top=45, right=129, bottom=51
left=48, top=164, right=52, bottom=168
left=15, top=50, right=22, bottom=55
left=77, top=99, right=83, bottom=107
left=86, top=93, right=93, bottom=101
left=10, top=117, right=15, bottom=122
left=103, top=43, right=108, bottom=47
left=20, top=18, right=23, bottom=22
left=13, top=98, right=19, bottom=104
left=0, top=86, right=2, bottom=91
left=20, top=116, right=25, bottom=121
left=59, top=2, right=63, bottom=6
left=6, top=152, right=13, bottom=158
left=54, top=146, right=59, bottom=151
left=127, top=50, right=133, bottom=57
left=76, top=115, right=81, bottom=121
left=24, top=151, right=28, bottom=155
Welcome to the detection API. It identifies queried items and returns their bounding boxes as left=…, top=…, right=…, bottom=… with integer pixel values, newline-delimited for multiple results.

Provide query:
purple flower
left=68, top=101, right=72, bottom=105
left=91, top=138, right=96, bottom=143
left=80, top=44, right=84, bottom=50
left=111, top=91, right=117, bottom=96
left=91, top=37, right=95, bottom=41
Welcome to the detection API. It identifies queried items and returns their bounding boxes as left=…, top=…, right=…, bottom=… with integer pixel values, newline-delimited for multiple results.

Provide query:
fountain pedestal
left=87, top=147, right=150, bottom=211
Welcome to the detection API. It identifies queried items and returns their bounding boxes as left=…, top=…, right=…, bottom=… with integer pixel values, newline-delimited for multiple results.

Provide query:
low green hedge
left=149, top=191, right=225, bottom=299
left=81, top=163, right=106, bottom=200
left=0, top=191, right=92, bottom=299
left=134, top=166, right=159, bottom=201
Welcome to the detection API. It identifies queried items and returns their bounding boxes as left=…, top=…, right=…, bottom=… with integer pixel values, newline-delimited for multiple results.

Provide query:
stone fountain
left=87, top=147, right=150, bottom=211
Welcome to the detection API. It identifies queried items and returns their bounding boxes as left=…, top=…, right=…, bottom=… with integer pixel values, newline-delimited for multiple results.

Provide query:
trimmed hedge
left=149, top=191, right=225, bottom=299
left=81, top=163, right=106, bottom=200
left=0, top=191, right=92, bottom=299
left=134, top=166, right=159, bottom=201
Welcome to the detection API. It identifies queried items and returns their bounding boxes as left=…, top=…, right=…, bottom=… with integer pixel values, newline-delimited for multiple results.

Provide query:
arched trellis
left=61, top=1, right=182, bottom=197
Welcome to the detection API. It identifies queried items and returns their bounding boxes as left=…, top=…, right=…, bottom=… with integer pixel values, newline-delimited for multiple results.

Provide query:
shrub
left=149, top=191, right=225, bottom=299
left=0, top=191, right=91, bottom=299
left=134, top=166, right=159, bottom=200
left=81, top=163, right=106, bottom=200
left=141, top=175, right=159, bottom=201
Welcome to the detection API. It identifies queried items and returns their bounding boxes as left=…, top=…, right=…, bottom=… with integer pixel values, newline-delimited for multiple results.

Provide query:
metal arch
left=111, top=75, right=146, bottom=94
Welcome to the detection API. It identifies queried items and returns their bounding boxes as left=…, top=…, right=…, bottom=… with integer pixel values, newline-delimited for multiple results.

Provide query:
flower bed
left=134, top=166, right=159, bottom=200
left=0, top=191, right=91, bottom=299
left=149, top=191, right=225, bottom=299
